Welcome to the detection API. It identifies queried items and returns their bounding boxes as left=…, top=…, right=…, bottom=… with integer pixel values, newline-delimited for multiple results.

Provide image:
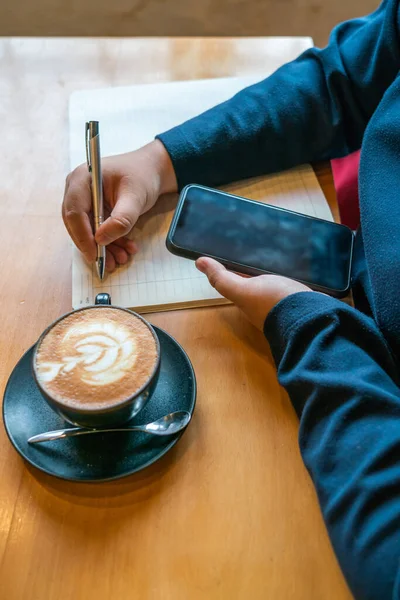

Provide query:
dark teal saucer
left=2, top=327, right=196, bottom=482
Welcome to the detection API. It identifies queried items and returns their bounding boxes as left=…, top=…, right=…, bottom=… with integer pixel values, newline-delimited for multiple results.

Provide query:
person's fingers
left=62, top=169, right=96, bottom=262
left=64, top=209, right=96, bottom=263
left=196, top=257, right=246, bottom=304
left=107, top=243, right=129, bottom=265
left=105, top=249, right=116, bottom=272
left=95, top=188, right=144, bottom=246
left=112, top=237, right=138, bottom=255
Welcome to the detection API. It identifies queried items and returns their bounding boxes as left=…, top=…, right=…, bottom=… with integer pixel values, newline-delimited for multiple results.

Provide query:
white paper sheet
left=69, top=70, right=332, bottom=312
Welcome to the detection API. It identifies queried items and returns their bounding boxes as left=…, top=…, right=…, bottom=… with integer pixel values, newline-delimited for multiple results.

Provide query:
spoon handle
left=28, top=426, right=145, bottom=444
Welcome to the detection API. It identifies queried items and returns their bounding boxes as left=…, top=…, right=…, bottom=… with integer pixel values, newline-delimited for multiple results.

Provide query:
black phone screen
left=171, top=186, right=353, bottom=292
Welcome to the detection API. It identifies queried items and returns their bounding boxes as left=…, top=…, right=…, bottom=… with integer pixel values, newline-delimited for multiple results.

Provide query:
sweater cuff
left=264, top=291, right=344, bottom=366
left=156, top=129, right=200, bottom=191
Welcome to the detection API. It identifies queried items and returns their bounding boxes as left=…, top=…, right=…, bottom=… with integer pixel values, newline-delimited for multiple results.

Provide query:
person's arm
left=264, top=292, right=400, bottom=600
left=195, top=258, right=400, bottom=598
left=157, top=0, right=400, bottom=189
left=62, top=1, right=400, bottom=269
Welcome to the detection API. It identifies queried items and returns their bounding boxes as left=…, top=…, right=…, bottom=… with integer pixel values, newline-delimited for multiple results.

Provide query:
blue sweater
left=158, top=1, right=400, bottom=598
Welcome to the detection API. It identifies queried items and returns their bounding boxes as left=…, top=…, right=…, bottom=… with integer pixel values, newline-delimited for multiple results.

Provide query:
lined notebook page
left=71, top=166, right=331, bottom=312
left=69, top=72, right=332, bottom=312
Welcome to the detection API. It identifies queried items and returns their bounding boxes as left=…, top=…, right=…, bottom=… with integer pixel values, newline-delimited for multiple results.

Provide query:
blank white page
left=69, top=71, right=332, bottom=312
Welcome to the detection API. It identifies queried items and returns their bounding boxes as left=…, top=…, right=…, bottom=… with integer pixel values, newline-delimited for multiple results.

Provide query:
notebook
left=69, top=74, right=333, bottom=313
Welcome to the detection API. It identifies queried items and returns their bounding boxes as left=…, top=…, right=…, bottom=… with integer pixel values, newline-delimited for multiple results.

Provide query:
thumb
left=95, top=192, right=142, bottom=245
left=196, top=257, right=246, bottom=304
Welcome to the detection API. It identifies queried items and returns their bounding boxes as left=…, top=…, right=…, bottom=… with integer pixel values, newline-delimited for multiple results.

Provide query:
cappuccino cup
left=32, top=294, right=160, bottom=428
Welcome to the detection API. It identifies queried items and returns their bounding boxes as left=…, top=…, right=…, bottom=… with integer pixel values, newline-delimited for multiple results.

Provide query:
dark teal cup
left=32, top=294, right=161, bottom=428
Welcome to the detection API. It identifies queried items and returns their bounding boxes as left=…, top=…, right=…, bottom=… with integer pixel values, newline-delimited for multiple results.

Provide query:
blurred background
left=1, top=0, right=380, bottom=46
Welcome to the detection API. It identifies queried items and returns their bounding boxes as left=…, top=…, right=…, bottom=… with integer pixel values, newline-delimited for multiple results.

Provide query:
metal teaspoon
left=27, top=411, right=191, bottom=444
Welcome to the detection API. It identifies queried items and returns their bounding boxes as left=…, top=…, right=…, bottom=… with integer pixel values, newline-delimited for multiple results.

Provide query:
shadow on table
left=25, top=414, right=197, bottom=509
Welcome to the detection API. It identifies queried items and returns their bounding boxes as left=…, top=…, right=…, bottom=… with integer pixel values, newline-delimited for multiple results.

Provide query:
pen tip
left=97, top=257, right=105, bottom=281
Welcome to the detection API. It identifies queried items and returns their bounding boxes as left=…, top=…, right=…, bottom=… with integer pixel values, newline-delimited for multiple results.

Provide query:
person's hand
left=196, top=257, right=312, bottom=330
left=62, top=140, right=177, bottom=272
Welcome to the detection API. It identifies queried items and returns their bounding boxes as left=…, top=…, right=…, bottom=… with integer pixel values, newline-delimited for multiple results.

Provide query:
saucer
left=2, top=327, right=196, bottom=482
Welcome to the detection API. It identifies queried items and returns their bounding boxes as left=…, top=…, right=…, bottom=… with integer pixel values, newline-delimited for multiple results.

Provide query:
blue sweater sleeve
left=264, top=292, right=400, bottom=600
left=157, top=0, right=400, bottom=189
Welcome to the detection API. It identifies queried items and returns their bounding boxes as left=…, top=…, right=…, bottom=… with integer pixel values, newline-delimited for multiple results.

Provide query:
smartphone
left=166, top=184, right=354, bottom=297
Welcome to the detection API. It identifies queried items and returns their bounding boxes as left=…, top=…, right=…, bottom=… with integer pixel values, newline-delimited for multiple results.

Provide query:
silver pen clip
left=85, top=121, right=92, bottom=172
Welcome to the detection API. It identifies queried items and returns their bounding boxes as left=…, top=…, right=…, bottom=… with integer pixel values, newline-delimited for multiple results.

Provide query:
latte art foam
left=44, top=321, right=138, bottom=387
left=35, top=307, right=158, bottom=409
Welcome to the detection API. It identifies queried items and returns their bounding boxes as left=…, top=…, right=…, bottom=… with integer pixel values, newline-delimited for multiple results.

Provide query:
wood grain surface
left=0, top=38, right=351, bottom=599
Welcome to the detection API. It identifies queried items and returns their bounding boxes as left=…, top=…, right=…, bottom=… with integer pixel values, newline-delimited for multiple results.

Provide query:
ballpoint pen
left=86, top=121, right=106, bottom=281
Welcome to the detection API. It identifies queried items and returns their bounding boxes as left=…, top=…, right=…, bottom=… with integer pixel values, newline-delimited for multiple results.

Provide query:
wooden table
left=0, top=38, right=350, bottom=599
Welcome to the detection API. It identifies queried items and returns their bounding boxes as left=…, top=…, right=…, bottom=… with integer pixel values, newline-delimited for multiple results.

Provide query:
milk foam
left=35, top=307, right=158, bottom=409
left=37, top=320, right=138, bottom=387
